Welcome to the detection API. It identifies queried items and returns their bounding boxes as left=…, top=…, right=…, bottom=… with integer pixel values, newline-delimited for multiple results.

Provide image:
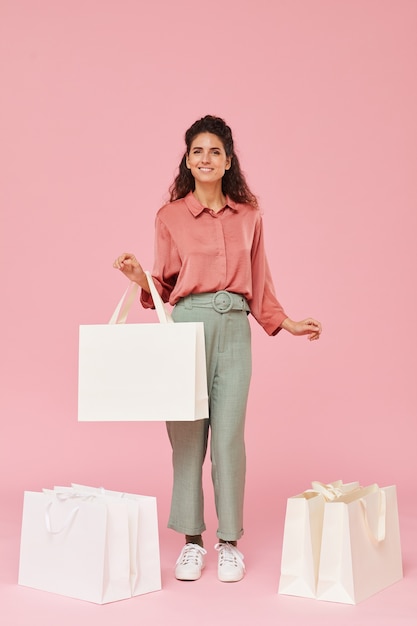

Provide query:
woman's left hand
left=281, top=318, right=322, bottom=341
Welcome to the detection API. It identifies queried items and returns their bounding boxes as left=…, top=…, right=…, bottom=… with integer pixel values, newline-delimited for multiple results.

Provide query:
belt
left=178, top=290, right=250, bottom=314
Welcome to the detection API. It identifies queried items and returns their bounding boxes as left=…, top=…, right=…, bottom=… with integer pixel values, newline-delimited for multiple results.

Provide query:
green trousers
left=167, top=291, right=252, bottom=541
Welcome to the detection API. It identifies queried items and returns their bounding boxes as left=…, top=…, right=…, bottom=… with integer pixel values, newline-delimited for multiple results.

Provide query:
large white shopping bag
left=18, top=486, right=161, bottom=603
left=317, top=484, right=403, bottom=604
left=78, top=271, right=208, bottom=421
left=278, top=480, right=359, bottom=598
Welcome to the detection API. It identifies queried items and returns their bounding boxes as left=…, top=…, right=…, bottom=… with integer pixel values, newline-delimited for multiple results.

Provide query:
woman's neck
left=193, top=184, right=226, bottom=213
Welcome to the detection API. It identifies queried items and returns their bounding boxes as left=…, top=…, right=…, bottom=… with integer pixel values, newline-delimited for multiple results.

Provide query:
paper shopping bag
left=78, top=272, right=208, bottom=421
left=317, top=485, right=403, bottom=604
left=278, top=481, right=360, bottom=598
left=71, top=484, right=161, bottom=597
left=18, top=486, right=161, bottom=603
left=18, top=489, right=130, bottom=603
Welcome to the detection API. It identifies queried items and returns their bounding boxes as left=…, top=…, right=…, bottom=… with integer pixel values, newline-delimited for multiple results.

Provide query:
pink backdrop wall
left=1, top=0, right=416, bottom=541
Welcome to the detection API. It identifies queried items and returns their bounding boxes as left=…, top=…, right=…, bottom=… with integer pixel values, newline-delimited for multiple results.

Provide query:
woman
left=114, top=115, right=321, bottom=583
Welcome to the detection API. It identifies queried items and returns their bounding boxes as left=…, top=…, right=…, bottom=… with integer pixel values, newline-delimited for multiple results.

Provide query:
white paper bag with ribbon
left=317, top=484, right=403, bottom=604
left=18, top=486, right=161, bottom=603
left=278, top=480, right=360, bottom=598
left=78, top=271, right=208, bottom=421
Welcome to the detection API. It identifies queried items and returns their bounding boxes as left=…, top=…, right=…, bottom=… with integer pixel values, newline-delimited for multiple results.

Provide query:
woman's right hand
left=113, top=253, right=150, bottom=291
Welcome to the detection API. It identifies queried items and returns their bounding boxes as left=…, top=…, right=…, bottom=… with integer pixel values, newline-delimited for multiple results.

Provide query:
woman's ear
left=225, top=156, right=232, bottom=170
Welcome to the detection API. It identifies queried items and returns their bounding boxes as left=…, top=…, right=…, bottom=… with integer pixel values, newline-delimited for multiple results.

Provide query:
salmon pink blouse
left=141, top=192, right=288, bottom=335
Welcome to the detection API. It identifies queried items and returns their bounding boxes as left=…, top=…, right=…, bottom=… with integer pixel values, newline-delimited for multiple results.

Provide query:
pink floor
left=1, top=494, right=416, bottom=626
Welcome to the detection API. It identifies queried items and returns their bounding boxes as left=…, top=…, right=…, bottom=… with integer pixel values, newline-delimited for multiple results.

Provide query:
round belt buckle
left=212, top=290, right=233, bottom=313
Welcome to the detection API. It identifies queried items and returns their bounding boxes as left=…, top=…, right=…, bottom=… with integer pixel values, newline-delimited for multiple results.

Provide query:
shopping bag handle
left=360, top=489, right=387, bottom=544
left=44, top=501, right=80, bottom=535
left=109, top=271, right=173, bottom=325
left=44, top=489, right=100, bottom=534
left=145, top=271, right=173, bottom=324
left=109, top=283, right=139, bottom=324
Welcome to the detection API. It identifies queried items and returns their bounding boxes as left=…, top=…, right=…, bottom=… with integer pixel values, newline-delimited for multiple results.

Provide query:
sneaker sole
left=175, top=573, right=202, bottom=581
left=218, top=571, right=244, bottom=583
left=175, top=566, right=205, bottom=581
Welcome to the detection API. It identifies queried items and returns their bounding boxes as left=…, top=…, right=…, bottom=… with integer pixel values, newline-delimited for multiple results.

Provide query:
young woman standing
left=114, top=115, right=321, bottom=583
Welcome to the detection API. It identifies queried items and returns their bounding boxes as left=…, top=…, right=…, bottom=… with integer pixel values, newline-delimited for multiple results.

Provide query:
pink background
left=1, top=1, right=416, bottom=624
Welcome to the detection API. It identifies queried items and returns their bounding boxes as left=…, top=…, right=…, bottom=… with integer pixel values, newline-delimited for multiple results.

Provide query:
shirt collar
left=184, top=191, right=239, bottom=216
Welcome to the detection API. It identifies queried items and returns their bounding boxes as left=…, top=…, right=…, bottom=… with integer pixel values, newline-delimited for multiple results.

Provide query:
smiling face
left=186, top=132, right=231, bottom=185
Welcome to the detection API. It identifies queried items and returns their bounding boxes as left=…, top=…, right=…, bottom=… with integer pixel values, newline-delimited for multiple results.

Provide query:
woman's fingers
left=305, top=319, right=322, bottom=335
left=113, top=252, right=137, bottom=269
left=298, top=318, right=322, bottom=339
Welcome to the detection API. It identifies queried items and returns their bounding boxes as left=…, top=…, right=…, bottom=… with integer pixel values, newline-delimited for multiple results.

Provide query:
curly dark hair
left=169, top=115, right=258, bottom=207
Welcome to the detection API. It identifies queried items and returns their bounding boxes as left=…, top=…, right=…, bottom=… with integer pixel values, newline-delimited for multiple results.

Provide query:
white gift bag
left=78, top=271, right=208, bottom=421
left=317, top=484, right=403, bottom=604
left=18, top=486, right=161, bottom=603
left=279, top=481, right=359, bottom=598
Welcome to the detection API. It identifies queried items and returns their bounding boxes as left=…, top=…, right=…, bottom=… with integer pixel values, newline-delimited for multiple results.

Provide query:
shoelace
left=176, top=543, right=207, bottom=566
left=214, top=543, right=245, bottom=570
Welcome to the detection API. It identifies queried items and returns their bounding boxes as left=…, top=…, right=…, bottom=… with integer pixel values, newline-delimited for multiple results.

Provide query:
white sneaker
left=214, top=543, right=245, bottom=582
left=175, top=543, right=207, bottom=581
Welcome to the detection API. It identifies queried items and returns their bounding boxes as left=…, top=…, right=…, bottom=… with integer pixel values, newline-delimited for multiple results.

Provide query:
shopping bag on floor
left=78, top=271, right=208, bottom=421
left=317, top=484, right=403, bottom=604
left=18, top=485, right=161, bottom=603
left=278, top=480, right=359, bottom=598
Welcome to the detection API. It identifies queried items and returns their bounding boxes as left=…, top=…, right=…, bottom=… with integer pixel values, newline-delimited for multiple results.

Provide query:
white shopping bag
left=278, top=480, right=359, bottom=598
left=78, top=271, right=208, bottom=421
left=18, top=486, right=161, bottom=603
left=317, top=484, right=403, bottom=604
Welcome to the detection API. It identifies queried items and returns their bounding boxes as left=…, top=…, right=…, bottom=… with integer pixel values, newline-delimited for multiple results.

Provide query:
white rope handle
left=109, top=271, right=173, bottom=325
